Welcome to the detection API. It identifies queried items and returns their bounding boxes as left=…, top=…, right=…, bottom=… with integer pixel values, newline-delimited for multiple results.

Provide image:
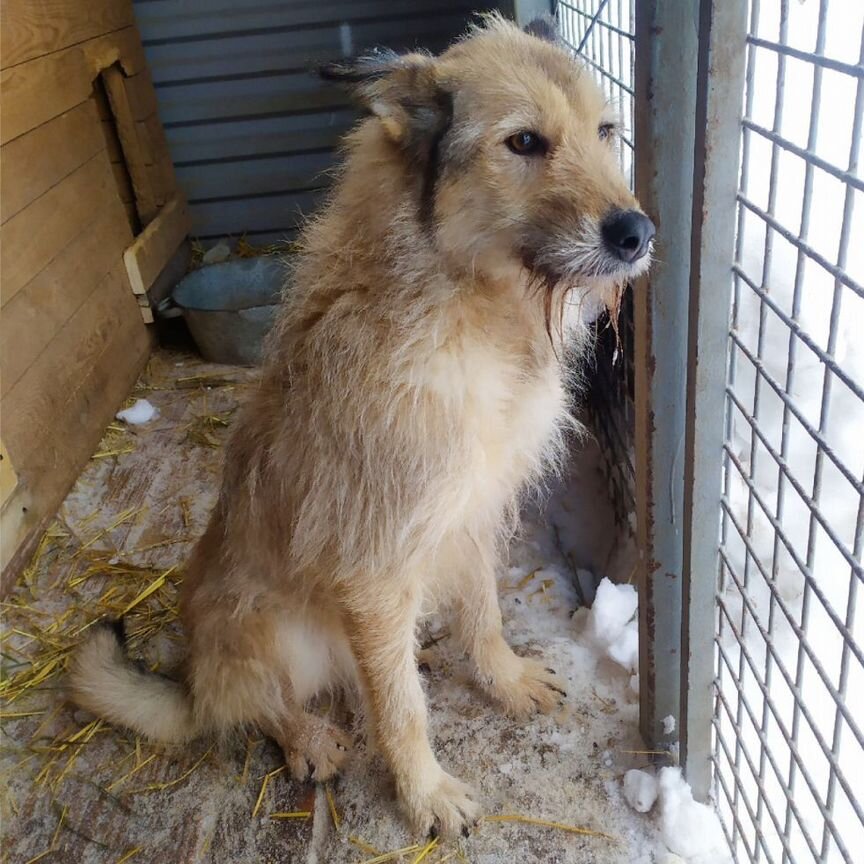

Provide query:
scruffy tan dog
left=70, top=15, right=653, bottom=838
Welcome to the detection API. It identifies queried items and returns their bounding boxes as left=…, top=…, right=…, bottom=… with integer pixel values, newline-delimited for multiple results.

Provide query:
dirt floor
left=1, top=348, right=666, bottom=864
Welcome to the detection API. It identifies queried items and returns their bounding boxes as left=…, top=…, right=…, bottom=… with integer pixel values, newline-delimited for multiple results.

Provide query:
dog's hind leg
left=261, top=705, right=352, bottom=782
left=260, top=612, right=355, bottom=782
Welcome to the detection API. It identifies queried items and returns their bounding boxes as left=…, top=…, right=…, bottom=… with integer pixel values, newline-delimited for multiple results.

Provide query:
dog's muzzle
left=601, top=209, right=656, bottom=264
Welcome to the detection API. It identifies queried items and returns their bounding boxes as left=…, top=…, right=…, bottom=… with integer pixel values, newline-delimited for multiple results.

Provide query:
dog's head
left=321, top=14, right=653, bottom=316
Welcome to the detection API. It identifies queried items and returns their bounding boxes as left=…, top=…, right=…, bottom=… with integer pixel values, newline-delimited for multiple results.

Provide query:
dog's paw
left=282, top=716, right=352, bottom=782
left=481, top=655, right=567, bottom=718
left=400, top=769, right=481, bottom=839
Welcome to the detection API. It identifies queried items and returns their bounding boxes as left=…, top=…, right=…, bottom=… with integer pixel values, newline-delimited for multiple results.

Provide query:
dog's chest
left=421, top=336, right=566, bottom=482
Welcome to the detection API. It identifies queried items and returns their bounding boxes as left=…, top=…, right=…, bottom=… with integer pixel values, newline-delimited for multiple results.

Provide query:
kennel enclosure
left=1, top=0, right=862, bottom=860
left=557, top=0, right=864, bottom=860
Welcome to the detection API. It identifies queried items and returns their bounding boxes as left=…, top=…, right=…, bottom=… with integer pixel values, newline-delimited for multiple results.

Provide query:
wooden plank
left=1, top=271, right=151, bottom=579
left=0, top=0, right=134, bottom=70
left=1, top=196, right=133, bottom=398
left=139, top=112, right=177, bottom=201
left=2, top=264, right=150, bottom=474
left=124, top=70, right=158, bottom=121
left=123, top=194, right=190, bottom=295
left=1, top=150, right=116, bottom=307
left=102, top=63, right=158, bottom=223
left=0, top=26, right=145, bottom=145
left=0, top=440, right=18, bottom=510
left=110, top=160, right=136, bottom=205
left=103, top=120, right=127, bottom=163
left=133, top=117, right=163, bottom=208
left=0, top=485, right=33, bottom=588
left=0, top=100, right=103, bottom=223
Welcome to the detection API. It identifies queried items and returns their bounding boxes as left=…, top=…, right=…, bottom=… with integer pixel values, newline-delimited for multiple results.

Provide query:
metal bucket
left=160, top=257, right=285, bottom=366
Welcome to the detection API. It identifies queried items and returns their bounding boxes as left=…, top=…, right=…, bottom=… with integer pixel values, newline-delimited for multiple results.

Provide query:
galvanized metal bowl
left=163, top=257, right=285, bottom=366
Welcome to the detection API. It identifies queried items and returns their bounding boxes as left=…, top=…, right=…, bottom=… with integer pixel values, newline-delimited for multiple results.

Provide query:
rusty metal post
left=633, top=0, right=699, bottom=749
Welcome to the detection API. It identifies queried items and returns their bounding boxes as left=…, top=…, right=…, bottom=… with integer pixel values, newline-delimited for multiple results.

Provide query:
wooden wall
left=0, top=0, right=187, bottom=584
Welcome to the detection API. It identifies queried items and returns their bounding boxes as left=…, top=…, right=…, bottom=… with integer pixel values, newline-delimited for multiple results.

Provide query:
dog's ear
left=523, top=16, right=560, bottom=43
left=319, top=51, right=448, bottom=148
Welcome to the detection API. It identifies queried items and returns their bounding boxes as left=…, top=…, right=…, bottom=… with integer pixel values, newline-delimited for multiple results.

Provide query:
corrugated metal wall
left=133, top=0, right=511, bottom=245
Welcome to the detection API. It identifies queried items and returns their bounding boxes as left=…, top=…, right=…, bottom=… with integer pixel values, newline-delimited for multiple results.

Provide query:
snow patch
left=623, top=769, right=658, bottom=813
left=662, top=714, right=676, bottom=736
left=116, top=398, right=158, bottom=425
left=658, top=768, right=731, bottom=864
left=584, top=577, right=639, bottom=673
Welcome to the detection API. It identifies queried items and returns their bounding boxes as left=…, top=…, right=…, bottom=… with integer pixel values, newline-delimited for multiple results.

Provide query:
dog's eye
left=506, top=131, right=545, bottom=155
left=598, top=123, right=616, bottom=142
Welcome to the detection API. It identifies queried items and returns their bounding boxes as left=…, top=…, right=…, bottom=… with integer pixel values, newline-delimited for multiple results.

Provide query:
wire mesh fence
left=559, top=0, right=863, bottom=861
left=714, top=1, right=863, bottom=861
left=556, top=0, right=638, bottom=529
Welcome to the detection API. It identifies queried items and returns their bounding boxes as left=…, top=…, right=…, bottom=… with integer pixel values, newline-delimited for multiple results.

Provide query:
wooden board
left=0, top=0, right=134, bottom=69
left=139, top=113, right=177, bottom=204
left=0, top=150, right=115, bottom=307
left=124, top=70, right=159, bottom=122
left=1, top=274, right=151, bottom=579
left=1, top=196, right=133, bottom=398
left=102, top=63, right=158, bottom=223
left=123, top=195, right=190, bottom=296
left=0, top=26, right=145, bottom=145
left=0, top=440, right=18, bottom=510
left=0, top=100, right=103, bottom=223
left=2, top=267, right=151, bottom=498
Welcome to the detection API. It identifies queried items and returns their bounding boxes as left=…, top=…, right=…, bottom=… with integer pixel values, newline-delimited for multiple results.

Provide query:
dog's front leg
left=345, top=589, right=480, bottom=838
left=456, top=541, right=566, bottom=717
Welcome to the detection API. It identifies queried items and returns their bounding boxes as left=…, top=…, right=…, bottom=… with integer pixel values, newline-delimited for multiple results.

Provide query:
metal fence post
left=681, top=0, right=750, bottom=803
left=633, top=0, right=699, bottom=749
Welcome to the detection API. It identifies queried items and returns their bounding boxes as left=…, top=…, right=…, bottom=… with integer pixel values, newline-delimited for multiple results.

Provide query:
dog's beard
left=523, top=217, right=652, bottom=343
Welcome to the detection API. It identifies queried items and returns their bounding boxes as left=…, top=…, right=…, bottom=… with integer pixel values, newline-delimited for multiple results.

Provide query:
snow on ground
left=313, top=441, right=675, bottom=864
left=0, top=350, right=694, bottom=863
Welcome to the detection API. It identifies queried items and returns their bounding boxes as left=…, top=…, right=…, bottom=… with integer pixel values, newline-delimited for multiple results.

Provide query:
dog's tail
left=68, top=621, right=198, bottom=744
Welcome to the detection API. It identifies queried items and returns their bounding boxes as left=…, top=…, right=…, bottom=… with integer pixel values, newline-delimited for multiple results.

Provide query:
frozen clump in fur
left=658, top=768, right=731, bottom=864
left=116, top=398, right=158, bottom=425
left=623, top=768, right=658, bottom=813
left=584, top=577, right=639, bottom=672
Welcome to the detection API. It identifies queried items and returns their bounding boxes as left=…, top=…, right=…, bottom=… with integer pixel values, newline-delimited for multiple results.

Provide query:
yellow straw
left=484, top=813, right=616, bottom=842
left=325, top=783, right=341, bottom=829
left=359, top=845, right=422, bottom=864
left=411, top=838, right=439, bottom=863
left=251, top=766, right=285, bottom=818
left=119, top=567, right=176, bottom=616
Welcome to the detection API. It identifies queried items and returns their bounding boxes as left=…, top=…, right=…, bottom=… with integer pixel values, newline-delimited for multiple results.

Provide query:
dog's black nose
left=602, top=210, right=656, bottom=263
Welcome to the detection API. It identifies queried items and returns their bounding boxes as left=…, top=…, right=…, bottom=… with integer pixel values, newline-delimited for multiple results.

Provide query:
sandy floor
left=1, top=348, right=665, bottom=864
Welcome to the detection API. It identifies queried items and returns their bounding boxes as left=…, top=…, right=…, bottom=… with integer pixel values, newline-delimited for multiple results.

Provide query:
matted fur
left=69, top=14, right=652, bottom=837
